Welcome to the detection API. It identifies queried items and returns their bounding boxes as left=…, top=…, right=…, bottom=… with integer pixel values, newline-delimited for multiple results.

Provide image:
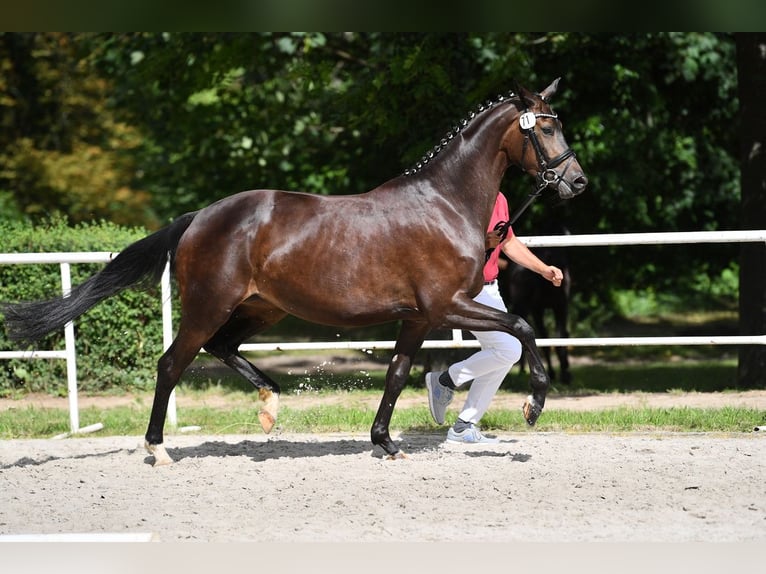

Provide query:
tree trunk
left=735, top=33, right=766, bottom=388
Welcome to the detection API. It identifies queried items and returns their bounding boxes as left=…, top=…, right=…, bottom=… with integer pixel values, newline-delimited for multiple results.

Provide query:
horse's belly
left=258, top=279, right=418, bottom=328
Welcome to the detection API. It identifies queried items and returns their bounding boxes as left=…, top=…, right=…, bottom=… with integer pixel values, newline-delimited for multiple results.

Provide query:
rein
left=484, top=192, right=538, bottom=262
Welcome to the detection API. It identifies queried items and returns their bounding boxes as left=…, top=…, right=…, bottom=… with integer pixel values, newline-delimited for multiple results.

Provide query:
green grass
left=1, top=400, right=763, bottom=440
left=1, top=353, right=763, bottom=440
left=544, top=359, right=740, bottom=394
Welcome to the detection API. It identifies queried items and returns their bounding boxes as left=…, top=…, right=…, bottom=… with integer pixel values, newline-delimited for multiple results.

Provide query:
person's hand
left=543, top=265, right=564, bottom=287
left=485, top=230, right=503, bottom=250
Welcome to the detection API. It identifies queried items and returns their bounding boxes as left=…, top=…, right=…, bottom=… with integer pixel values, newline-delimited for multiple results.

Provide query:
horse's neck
left=435, top=107, right=515, bottom=223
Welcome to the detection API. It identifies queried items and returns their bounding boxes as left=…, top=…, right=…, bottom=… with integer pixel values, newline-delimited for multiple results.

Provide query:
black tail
left=3, top=212, right=198, bottom=345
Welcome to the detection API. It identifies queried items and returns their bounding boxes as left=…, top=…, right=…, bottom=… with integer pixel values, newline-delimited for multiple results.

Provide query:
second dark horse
left=3, top=79, right=587, bottom=464
left=500, top=223, right=573, bottom=384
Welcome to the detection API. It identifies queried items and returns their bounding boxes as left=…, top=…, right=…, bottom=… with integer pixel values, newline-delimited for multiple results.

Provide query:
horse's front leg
left=370, top=321, right=428, bottom=459
left=507, top=314, right=549, bottom=425
left=445, top=298, right=551, bottom=426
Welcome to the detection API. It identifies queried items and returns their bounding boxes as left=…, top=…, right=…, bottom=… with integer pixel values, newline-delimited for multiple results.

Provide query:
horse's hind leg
left=203, top=301, right=287, bottom=433
left=145, top=325, right=217, bottom=466
left=145, top=290, right=261, bottom=465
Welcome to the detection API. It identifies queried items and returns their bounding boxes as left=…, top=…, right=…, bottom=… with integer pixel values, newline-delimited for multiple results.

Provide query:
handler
left=425, top=191, right=564, bottom=443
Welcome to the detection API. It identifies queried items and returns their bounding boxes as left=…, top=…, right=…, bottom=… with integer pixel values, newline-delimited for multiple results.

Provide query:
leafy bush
left=0, top=216, right=168, bottom=396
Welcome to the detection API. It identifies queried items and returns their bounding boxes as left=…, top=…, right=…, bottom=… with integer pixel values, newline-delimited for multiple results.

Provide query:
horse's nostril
left=573, top=176, right=588, bottom=191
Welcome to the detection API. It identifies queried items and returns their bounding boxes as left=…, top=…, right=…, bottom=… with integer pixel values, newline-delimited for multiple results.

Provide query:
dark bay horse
left=3, top=78, right=587, bottom=464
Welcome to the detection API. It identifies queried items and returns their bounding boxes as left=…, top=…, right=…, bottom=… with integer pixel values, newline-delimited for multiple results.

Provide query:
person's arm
left=501, top=235, right=564, bottom=287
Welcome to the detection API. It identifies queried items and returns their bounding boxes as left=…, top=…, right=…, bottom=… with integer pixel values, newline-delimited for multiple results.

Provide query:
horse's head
left=504, top=78, right=588, bottom=199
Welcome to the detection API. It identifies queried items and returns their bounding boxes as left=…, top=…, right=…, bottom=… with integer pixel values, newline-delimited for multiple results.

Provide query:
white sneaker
left=425, top=371, right=454, bottom=425
left=446, top=424, right=499, bottom=444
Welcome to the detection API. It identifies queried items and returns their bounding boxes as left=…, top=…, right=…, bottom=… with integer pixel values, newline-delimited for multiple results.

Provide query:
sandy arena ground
left=1, top=420, right=764, bottom=544
left=1, top=352, right=764, bottom=548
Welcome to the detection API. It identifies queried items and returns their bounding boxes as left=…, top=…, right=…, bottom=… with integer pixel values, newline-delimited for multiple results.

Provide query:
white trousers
left=447, top=281, right=522, bottom=424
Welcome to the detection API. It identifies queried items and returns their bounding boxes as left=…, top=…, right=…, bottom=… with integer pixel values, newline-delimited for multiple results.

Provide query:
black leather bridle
left=485, top=95, right=577, bottom=261
left=497, top=96, right=577, bottom=238
left=520, top=109, right=577, bottom=195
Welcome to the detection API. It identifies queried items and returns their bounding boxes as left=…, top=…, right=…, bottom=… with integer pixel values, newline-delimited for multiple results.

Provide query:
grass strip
left=1, top=403, right=763, bottom=439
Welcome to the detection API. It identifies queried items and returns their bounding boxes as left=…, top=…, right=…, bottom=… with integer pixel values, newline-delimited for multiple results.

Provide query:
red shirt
left=484, top=193, right=513, bottom=282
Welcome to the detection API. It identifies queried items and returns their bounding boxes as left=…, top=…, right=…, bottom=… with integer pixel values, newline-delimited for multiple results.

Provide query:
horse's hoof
left=522, top=395, right=543, bottom=426
left=258, top=388, right=279, bottom=433
left=386, top=451, right=408, bottom=460
left=144, top=441, right=174, bottom=466
left=258, top=410, right=276, bottom=434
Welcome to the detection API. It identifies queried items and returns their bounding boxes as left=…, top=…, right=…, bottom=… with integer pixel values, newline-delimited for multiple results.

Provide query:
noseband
left=518, top=109, right=577, bottom=194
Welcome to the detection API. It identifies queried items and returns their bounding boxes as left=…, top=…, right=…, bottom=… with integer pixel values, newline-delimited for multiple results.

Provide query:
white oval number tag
left=519, top=112, right=536, bottom=130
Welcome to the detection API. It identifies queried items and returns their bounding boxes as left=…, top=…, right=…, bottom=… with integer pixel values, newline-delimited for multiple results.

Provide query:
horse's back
left=172, top=187, right=480, bottom=328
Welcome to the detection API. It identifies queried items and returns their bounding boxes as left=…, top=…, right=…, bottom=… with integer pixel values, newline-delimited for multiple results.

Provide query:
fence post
left=60, top=262, right=79, bottom=433
left=161, top=259, right=177, bottom=427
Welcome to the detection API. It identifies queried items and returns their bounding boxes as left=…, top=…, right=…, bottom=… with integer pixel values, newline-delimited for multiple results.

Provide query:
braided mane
left=403, top=90, right=520, bottom=176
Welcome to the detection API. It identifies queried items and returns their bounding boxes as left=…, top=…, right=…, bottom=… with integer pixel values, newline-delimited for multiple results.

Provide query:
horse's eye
left=542, top=126, right=554, bottom=136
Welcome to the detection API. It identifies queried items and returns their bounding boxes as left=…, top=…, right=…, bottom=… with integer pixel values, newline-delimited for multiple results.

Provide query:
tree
left=0, top=33, right=154, bottom=226
left=735, top=33, right=766, bottom=388
left=0, top=33, right=747, bottom=327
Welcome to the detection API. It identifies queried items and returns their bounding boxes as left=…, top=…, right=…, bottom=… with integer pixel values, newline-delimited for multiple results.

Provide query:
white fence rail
left=2, top=230, right=766, bottom=434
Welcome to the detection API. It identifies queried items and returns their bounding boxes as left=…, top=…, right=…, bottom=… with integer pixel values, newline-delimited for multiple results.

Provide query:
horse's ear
left=514, top=81, right=536, bottom=110
left=539, top=77, right=561, bottom=102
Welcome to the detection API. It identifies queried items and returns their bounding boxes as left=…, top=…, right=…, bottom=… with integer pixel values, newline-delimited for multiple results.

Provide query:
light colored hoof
left=386, top=451, right=408, bottom=461
left=258, top=388, right=279, bottom=434
left=144, top=441, right=174, bottom=467
left=258, top=410, right=276, bottom=434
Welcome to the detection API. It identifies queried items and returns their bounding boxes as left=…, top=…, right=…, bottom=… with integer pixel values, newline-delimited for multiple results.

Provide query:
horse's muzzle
left=557, top=174, right=588, bottom=199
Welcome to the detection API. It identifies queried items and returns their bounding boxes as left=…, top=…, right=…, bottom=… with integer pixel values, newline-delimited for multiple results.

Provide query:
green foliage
left=554, top=360, right=738, bottom=394
left=85, top=32, right=361, bottom=216
left=611, top=261, right=739, bottom=319
left=0, top=190, right=24, bottom=223
left=511, top=33, right=740, bottom=307
left=0, top=33, right=751, bottom=353
left=0, top=33, right=157, bottom=227
left=0, top=217, right=164, bottom=396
